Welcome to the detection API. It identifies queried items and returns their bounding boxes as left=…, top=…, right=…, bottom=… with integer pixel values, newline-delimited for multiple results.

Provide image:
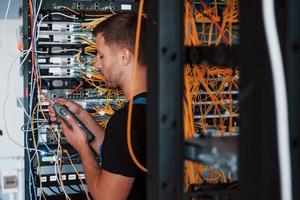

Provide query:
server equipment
left=22, top=1, right=137, bottom=199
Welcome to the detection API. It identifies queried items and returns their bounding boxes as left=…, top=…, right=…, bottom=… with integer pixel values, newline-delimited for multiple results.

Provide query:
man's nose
left=95, top=60, right=102, bottom=71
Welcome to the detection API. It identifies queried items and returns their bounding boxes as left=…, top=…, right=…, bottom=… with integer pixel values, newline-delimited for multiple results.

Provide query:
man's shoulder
left=109, top=103, right=146, bottom=124
left=112, top=95, right=147, bottom=118
left=106, top=92, right=147, bottom=129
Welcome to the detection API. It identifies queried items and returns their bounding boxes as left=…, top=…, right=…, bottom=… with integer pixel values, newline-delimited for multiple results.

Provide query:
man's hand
left=61, top=114, right=89, bottom=153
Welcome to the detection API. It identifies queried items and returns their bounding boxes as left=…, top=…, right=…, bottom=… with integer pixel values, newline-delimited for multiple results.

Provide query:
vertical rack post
left=146, top=0, right=184, bottom=199
left=287, top=0, right=300, bottom=199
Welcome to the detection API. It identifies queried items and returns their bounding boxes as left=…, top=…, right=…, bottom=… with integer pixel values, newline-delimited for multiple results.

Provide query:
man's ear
left=118, top=48, right=131, bottom=66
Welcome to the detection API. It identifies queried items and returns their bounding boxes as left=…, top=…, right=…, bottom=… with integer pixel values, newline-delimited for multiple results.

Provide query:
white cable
left=26, top=2, right=44, bottom=200
left=9, top=0, right=44, bottom=119
left=2, top=49, right=47, bottom=152
left=37, top=14, right=49, bottom=40
left=2, top=55, right=27, bottom=146
left=13, top=11, right=48, bottom=119
left=20, top=120, right=48, bottom=132
left=32, top=0, right=43, bottom=37
left=51, top=12, right=79, bottom=20
left=14, top=47, right=32, bottom=118
left=2, top=54, right=31, bottom=147
left=262, top=1, right=292, bottom=200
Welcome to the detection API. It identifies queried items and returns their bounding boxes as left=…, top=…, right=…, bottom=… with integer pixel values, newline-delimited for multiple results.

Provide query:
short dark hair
left=93, top=13, right=146, bottom=66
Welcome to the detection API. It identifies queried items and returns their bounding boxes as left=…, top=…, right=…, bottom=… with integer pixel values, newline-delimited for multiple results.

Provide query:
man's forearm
left=79, top=145, right=102, bottom=197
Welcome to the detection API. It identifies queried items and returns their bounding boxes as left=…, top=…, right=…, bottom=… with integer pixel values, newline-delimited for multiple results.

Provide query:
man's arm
left=79, top=145, right=134, bottom=200
left=61, top=115, right=134, bottom=200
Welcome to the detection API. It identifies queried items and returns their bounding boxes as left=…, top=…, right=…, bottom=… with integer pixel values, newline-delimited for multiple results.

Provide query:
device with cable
left=53, top=102, right=95, bottom=142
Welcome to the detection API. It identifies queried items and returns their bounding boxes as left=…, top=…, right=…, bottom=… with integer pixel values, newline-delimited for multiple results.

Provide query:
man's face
left=95, top=33, right=121, bottom=89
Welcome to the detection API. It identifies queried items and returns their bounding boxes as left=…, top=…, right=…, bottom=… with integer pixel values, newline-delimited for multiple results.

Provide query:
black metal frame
left=146, top=0, right=184, bottom=199
left=22, top=0, right=36, bottom=199
left=185, top=46, right=239, bottom=66
left=287, top=1, right=300, bottom=200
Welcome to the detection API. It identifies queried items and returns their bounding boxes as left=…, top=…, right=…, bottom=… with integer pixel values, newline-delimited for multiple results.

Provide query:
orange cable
left=199, top=0, right=230, bottom=46
left=126, top=0, right=147, bottom=173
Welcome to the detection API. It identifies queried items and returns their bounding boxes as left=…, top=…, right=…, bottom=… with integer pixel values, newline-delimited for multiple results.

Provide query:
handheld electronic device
left=53, top=102, right=95, bottom=142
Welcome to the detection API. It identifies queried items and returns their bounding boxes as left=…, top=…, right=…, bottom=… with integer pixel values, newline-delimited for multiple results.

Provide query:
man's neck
left=120, top=65, right=147, bottom=100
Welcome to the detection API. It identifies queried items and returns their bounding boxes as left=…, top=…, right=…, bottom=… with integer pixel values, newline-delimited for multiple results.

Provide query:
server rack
left=147, top=0, right=239, bottom=199
left=147, top=0, right=300, bottom=199
left=22, top=1, right=138, bottom=199
left=146, top=0, right=184, bottom=199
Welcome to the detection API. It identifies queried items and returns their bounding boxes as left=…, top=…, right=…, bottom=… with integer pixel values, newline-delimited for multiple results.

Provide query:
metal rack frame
left=146, top=0, right=184, bottom=199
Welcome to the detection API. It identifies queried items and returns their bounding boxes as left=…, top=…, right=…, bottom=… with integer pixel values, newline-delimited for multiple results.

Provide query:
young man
left=48, top=13, right=147, bottom=200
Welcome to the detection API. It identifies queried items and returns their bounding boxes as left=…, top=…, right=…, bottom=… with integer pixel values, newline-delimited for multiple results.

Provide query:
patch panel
left=41, top=1, right=138, bottom=13
left=42, top=88, right=100, bottom=99
left=38, top=32, right=93, bottom=44
left=39, top=22, right=83, bottom=32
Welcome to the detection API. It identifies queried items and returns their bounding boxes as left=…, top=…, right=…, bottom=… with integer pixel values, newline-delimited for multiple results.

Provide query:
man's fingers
left=48, top=105, right=54, bottom=112
left=61, top=120, right=67, bottom=130
left=65, top=115, right=88, bottom=139
left=48, top=105, right=55, bottom=115
left=48, top=112, right=57, bottom=122
left=66, top=115, right=79, bottom=130
left=61, top=120, right=71, bottom=137
left=48, top=104, right=58, bottom=123
left=50, top=117, right=57, bottom=122
left=48, top=112, right=56, bottom=118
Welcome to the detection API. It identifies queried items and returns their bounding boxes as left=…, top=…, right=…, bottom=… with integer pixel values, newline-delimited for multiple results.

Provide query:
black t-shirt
left=101, top=92, right=147, bottom=200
